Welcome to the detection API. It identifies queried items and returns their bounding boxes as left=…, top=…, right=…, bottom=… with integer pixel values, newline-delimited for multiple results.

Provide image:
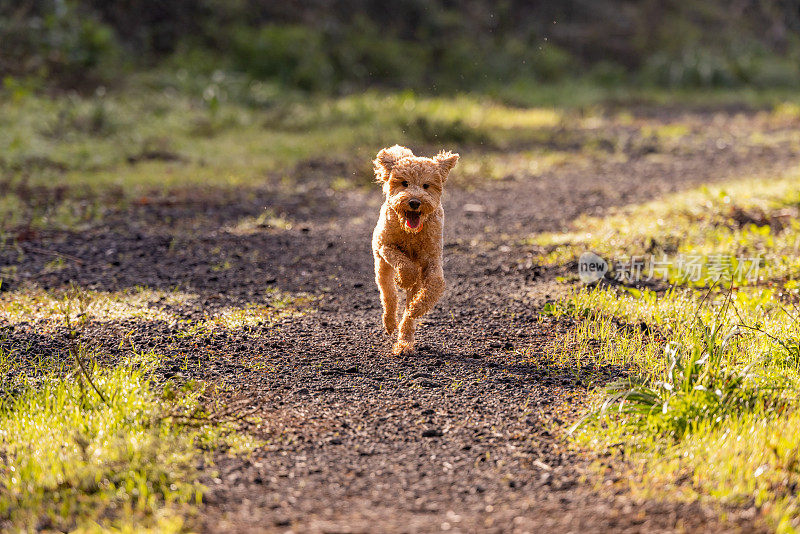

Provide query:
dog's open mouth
left=405, top=210, right=422, bottom=230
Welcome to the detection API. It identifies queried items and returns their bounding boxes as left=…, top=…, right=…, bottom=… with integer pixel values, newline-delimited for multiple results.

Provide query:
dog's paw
left=392, top=340, right=415, bottom=356
left=382, top=313, right=398, bottom=334
left=395, top=264, right=420, bottom=288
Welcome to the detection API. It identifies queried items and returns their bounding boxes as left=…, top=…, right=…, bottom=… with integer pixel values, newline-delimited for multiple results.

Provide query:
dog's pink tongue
left=406, top=211, right=421, bottom=229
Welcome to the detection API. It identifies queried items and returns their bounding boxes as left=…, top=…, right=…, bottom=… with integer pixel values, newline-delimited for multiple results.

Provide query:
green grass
left=0, top=83, right=575, bottom=232
left=641, top=409, right=800, bottom=532
left=543, top=284, right=800, bottom=371
left=492, top=80, right=800, bottom=110
left=555, top=284, right=800, bottom=530
left=515, top=102, right=800, bottom=520
left=0, top=348, right=257, bottom=532
left=0, top=286, right=314, bottom=334
left=5, top=76, right=800, bottom=233
left=534, top=154, right=800, bottom=528
left=534, top=168, right=800, bottom=288
left=580, top=314, right=787, bottom=439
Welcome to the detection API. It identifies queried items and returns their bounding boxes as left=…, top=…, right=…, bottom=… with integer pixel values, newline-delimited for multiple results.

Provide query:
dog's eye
left=423, top=184, right=430, bottom=189
left=401, top=181, right=408, bottom=187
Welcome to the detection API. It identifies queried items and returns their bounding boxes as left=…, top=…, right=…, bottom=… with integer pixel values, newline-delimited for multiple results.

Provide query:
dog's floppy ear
left=434, top=150, right=459, bottom=181
left=374, top=145, right=414, bottom=181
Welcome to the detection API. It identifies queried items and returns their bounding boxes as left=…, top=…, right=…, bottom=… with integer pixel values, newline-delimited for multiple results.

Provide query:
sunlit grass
left=644, top=410, right=800, bottom=532
left=558, top=283, right=800, bottom=530
left=455, top=149, right=576, bottom=187
left=205, top=293, right=315, bottom=330
left=0, top=89, right=564, bottom=183
left=579, top=405, right=800, bottom=531
left=538, top=138, right=800, bottom=527
left=579, top=380, right=800, bottom=531
left=0, top=286, right=314, bottom=332
left=533, top=168, right=800, bottom=287
left=550, top=285, right=800, bottom=374
left=223, top=209, right=294, bottom=234
left=0, top=87, right=576, bottom=231
left=0, top=350, right=257, bottom=532
left=0, top=287, right=197, bottom=326
left=7, top=81, right=800, bottom=233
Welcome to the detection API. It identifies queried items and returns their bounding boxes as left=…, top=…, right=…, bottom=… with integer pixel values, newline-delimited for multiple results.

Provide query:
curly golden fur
left=371, top=145, right=459, bottom=355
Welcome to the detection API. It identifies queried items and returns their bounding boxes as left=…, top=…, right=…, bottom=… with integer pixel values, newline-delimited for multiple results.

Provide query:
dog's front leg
left=394, top=266, right=445, bottom=356
left=377, top=245, right=419, bottom=289
left=406, top=265, right=445, bottom=318
left=374, top=254, right=398, bottom=334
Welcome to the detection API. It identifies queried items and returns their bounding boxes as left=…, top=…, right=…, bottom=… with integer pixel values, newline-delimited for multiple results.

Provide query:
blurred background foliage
left=2, top=0, right=800, bottom=93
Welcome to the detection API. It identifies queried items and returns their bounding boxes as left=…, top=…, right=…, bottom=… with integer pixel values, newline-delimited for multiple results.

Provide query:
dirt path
left=3, top=108, right=798, bottom=532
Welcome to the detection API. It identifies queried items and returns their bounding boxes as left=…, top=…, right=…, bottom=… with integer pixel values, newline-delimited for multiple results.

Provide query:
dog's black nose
left=408, top=199, right=421, bottom=210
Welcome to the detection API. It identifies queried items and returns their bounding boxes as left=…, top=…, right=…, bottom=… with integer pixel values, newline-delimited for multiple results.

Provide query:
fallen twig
left=21, top=244, right=85, bottom=265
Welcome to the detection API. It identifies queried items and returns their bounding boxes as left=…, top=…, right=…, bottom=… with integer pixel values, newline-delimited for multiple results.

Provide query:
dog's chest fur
left=386, top=206, right=444, bottom=252
left=376, top=204, right=443, bottom=262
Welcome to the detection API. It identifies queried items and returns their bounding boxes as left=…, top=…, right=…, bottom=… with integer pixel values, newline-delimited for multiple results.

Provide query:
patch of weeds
left=642, top=123, right=691, bottom=141
left=42, top=256, right=67, bottom=273
left=0, top=287, right=197, bottom=327
left=204, top=291, right=315, bottom=331
left=402, top=115, right=491, bottom=145
left=0, top=287, right=258, bottom=531
left=0, top=175, right=120, bottom=233
left=125, top=136, right=183, bottom=165
left=546, top=305, right=660, bottom=370
left=45, top=198, right=101, bottom=230
left=1, top=285, right=314, bottom=338
left=330, top=176, right=355, bottom=191
left=188, top=108, right=246, bottom=138
left=643, top=409, right=800, bottom=530
left=562, top=284, right=800, bottom=530
left=266, top=287, right=313, bottom=309
left=544, top=285, right=698, bottom=327
left=454, top=150, right=573, bottom=188
left=210, top=260, right=232, bottom=272
left=0, top=350, right=256, bottom=532
left=577, top=320, right=786, bottom=440
left=552, top=285, right=800, bottom=373
left=542, top=286, right=699, bottom=370
left=42, top=96, right=120, bottom=139
left=223, top=209, right=293, bottom=235
left=0, top=265, right=19, bottom=285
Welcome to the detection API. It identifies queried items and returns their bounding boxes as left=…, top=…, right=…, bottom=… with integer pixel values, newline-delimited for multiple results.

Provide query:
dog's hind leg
left=375, top=255, right=398, bottom=334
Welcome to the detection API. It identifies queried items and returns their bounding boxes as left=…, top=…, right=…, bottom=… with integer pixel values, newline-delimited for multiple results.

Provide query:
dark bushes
left=3, top=0, right=800, bottom=92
